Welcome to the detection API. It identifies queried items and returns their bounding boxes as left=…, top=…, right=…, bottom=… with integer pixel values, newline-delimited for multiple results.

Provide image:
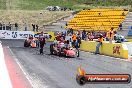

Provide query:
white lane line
left=0, top=43, right=13, bottom=88
left=81, top=51, right=132, bottom=63
left=100, top=54, right=132, bottom=62
left=8, top=46, right=34, bottom=88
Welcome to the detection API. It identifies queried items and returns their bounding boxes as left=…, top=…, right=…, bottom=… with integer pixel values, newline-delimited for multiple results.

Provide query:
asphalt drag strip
left=1, top=39, right=132, bottom=88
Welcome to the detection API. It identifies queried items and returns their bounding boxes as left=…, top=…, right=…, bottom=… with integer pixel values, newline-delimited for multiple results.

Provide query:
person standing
left=106, top=31, right=110, bottom=41
left=119, top=23, right=122, bottom=30
left=15, top=23, right=18, bottom=31
left=108, top=27, right=114, bottom=43
left=0, top=23, right=2, bottom=30
left=39, top=32, right=46, bottom=54
left=24, top=23, right=28, bottom=31
left=95, top=33, right=103, bottom=54
left=77, top=34, right=81, bottom=48
left=61, top=32, right=65, bottom=40
left=72, top=33, right=77, bottom=47
left=32, top=24, right=35, bottom=31
left=36, top=25, right=39, bottom=32
left=70, top=28, right=73, bottom=34
left=82, top=30, right=86, bottom=40
left=8, top=22, right=11, bottom=30
left=3, top=22, right=5, bottom=30
left=88, top=32, right=94, bottom=41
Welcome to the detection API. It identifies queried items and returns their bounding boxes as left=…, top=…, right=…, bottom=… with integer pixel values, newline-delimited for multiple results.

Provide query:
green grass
left=0, top=0, right=132, bottom=10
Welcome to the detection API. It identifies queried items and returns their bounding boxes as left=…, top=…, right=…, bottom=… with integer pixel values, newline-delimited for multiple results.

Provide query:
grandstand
left=66, top=8, right=129, bottom=32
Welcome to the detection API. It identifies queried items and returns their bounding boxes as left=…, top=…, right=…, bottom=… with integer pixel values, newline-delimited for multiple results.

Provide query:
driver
left=57, top=37, right=65, bottom=48
left=65, top=40, right=70, bottom=50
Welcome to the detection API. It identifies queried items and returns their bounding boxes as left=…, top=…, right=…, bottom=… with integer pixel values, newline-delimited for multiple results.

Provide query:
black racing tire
left=76, top=75, right=86, bottom=86
left=24, top=40, right=29, bottom=47
left=58, top=49, right=62, bottom=57
left=50, top=44, right=54, bottom=55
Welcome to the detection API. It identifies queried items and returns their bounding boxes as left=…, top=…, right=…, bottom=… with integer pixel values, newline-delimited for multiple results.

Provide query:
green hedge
left=0, top=0, right=131, bottom=10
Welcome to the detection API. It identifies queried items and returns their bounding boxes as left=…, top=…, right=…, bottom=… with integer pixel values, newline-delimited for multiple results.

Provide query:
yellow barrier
left=126, top=39, right=132, bottom=42
left=80, top=41, right=128, bottom=59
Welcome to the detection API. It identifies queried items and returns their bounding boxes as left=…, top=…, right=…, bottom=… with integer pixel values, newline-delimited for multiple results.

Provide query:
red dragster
left=24, top=37, right=37, bottom=48
left=50, top=41, right=79, bottom=57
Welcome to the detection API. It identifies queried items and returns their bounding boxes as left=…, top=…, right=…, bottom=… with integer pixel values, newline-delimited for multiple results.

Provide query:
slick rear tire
left=24, top=41, right=28, bottom=47
left=58, top=50, right=62, bottom=57
left=50, top=44, right=53, bottom=55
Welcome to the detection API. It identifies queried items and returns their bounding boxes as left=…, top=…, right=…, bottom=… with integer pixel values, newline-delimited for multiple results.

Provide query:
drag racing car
left=24, top=37, right=37, bottom=48
left=50, top=41, right=79, bottom=57
left=114, top=34, right=127, bottom=43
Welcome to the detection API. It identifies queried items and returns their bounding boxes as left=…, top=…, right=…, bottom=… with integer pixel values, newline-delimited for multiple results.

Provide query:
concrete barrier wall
left=0, top=30, right=55, bottom=41
left=0, top=42, right=13, bottom=88
left=80, top=41, right=128, bottom=59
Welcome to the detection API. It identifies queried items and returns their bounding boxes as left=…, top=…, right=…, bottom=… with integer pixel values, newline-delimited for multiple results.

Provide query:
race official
left=39, top=31, right=46, bottom=54
left=72, top=33, right=77, bottom=47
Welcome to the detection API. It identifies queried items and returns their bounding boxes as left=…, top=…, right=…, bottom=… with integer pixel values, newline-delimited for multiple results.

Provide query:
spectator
left=95, top=33, right=103, bottom=54
left=70, top=28, right=73, bottom=34
left=98, top=12, right=101, bottom=16
left=119, top=23, right=122, bottom=30
left=32, top=24, right=35, bottom=31
left=65, top=22, right=68, bottom=26
left=88, top=32, right=94, bottom=41
left=86, top=32, right=89, bottom=41
left=108, top=27, right=114, bottom=43
left=64, top=7, right=67, bottom=11
left=15, top=23, right=18, bottom=31
left=113, top=31, right=117, bottom=41
left=106, top=31, right=110, bottom=41
left=122, top=12, right=125, bottom=16
left=8, top=22, right=11, bottom=30
left=69, top=8, right=72, bottom=11
left=77, top=30, right=81, bottom=35
left=82, top=30, right=86, bottom=40
left=61, top=32, right=65, bottom=40
left=36, top=25, right=39, bottom=32
left=24, top=23, right=27, bottom=31
left=0, top=23, right=2, bottom=30
left=3, top=23, right=5, bottom=30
